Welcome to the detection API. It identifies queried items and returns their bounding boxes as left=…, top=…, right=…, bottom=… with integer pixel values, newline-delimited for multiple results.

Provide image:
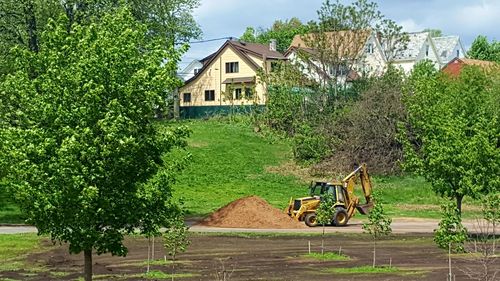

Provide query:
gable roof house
left=178, top=59, right=203, bottom=82
left=392, top=31, right=442, bottom=73
left=285, top=30, right=387, bottom=85
left=392, top=32, right=467, bottom=73
left=433, top=36, right=466, bottom=67
left=179, top=40, right=286, bottom=117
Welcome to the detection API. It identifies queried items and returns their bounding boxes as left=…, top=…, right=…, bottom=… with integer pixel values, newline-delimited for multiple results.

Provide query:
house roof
left=442, top=57, right=498, bottom=76
left=393, top=32, right=430, bottom=61
left=287, top=30, right=372, bottom=59
left=182, top=40, right=286, bottom=86
left=230, top=40, right=286, bottom=60
left=433, top=36, right=460, bottom=61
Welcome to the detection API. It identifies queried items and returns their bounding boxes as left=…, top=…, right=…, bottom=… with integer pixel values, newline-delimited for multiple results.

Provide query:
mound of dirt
left=197, top=196, right=306, bottom=229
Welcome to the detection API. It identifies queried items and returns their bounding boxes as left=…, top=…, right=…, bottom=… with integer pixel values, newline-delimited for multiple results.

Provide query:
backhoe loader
left=285, top=163, right=373, bottom=227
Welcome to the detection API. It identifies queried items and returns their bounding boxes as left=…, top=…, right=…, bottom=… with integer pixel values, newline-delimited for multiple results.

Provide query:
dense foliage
left=468, top=35, right=500, bottom=62
left=0, top=6, right=190, bottom=280
left=434, top=201, right=467, bottom=253
left=240, top=18, right=310, bottom=53
left=400, top=61, right=500, bottom=214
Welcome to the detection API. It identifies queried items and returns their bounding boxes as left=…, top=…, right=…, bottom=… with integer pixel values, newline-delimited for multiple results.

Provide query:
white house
left=178, top=59, right=203, bottom=82
left=392, top=32, right=441, bottom=73
left=285, top=30, right=387, bottom=85
left=432, top=35, right=466, bottom=67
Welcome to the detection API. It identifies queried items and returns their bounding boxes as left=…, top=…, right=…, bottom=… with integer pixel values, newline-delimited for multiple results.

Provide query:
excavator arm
left=342, top=163, right=373, bottom=217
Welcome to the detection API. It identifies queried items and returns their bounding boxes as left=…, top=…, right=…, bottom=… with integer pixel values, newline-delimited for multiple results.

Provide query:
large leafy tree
left=240, top=17, right=310, bottom=53
left=468, top=35, right=500, bottom=62
left=400, top=61, right=500, bottom=215
left=0, top=0, right=201, bottom=76
left=1, top=7, right=189, bottom=281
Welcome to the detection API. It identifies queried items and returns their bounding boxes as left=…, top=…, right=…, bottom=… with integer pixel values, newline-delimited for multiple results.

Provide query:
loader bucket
left=356, top=202, right=374, bottom=215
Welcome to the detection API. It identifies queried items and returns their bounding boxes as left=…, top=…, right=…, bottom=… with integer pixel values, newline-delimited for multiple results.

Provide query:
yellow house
left=179, top=40, right=286, bottom=114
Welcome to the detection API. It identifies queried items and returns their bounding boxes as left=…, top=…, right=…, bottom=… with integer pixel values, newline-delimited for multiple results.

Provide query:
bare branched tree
left=459, top=219, right=499, bottom=281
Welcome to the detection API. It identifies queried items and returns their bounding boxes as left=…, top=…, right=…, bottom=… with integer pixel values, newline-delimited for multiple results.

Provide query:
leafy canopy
left=468, top=35, right=500, bottom=62
left=1, top=7, right=188, bottom=256
left=400, top=61, right=500, bottom=213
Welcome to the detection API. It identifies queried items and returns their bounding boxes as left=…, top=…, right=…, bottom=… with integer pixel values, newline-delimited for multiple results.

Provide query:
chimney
left=269, top=39, right=277, bottom=51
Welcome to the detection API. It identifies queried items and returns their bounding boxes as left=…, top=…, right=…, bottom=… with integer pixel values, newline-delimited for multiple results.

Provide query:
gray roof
left=433, top=36, right=459, bottom=61
left=394, top=32, right=430, bottom=61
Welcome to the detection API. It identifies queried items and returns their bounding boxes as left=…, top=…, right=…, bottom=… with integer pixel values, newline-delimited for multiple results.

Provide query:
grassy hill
left=170, top=120, right=306, bottom=216
left=169, top=119, right=480, bottom=219
left=0, top=119, right=481, bottom=224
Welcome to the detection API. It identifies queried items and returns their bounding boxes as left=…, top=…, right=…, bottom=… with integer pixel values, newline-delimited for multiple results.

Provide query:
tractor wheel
left=304, top=213, right=318, bottom=227
left=332, top=207, right=348, bottom=226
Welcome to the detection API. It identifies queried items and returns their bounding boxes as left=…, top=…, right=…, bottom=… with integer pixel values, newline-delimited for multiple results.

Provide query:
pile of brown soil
left=197, top=196, right=306, bottom=229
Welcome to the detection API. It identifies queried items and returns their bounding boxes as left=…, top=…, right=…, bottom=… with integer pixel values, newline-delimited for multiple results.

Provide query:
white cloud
left=398, top=19, right=425, bottom=33
left=454, top=0, right=500, bottom=36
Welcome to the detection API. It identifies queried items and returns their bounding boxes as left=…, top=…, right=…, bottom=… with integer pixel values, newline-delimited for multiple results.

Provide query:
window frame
left=183, top=93, right=191, bottom=103
left=204, top=90, right=215, bottom=101
left=225, top=62, right=239, bottom=73
left=234, top=88, right=242, bottom=100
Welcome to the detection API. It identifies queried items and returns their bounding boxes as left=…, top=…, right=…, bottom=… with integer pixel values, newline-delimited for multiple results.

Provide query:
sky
left=180, top=0, right=500, bottom=70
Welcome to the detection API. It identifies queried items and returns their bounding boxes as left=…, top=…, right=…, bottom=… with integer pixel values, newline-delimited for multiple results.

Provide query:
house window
left=366, top=43, right=374, bottom=54
left=456, top=49, right=460, bottom=57
left=183, top=93, right=191, bottom=103
left=204, top=90, right=215, bottom=101
left=245, top=88, right=253, bottom=99
left=234, top=88, right=242, bottom=100
left=225, top=62, right=239, bottom=73
left=425, top=45, right=430, bottom=57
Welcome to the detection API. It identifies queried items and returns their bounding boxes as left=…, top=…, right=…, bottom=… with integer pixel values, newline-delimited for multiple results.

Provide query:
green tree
left=362, top=190, right=391, bottom=267
left=400, top=61, right=500, bottom=215
left=434, top=201, right=467, bottom=253
left=0, top=0, right=201, bottom=77
left=316, top=195, right=335, bottom=255
left=468, top=35, right=500, bottom=62
left=296, top=0, right=407, bottom=89
left=163, top=215, right=191, bottom=281
left=239, top=17, right=310, bottom=53
left=423, top=28, right=443, bottom=38
left=1, top=7, right=189, bottom=281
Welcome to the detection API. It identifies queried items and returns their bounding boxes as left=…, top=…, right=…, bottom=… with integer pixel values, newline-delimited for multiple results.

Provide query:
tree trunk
left=456, top=195, right=463, bottom=217
left=84, top=249, right=92, bottom=281
left=24, top=0, right=39, bottom=53
left=372, top=238, right=376, bottom=268
left=321, top=224, right=325, bottom=255
left=173, top=88, right=180, bottom=120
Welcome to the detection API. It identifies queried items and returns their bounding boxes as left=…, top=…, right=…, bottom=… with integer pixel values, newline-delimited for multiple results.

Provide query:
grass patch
left=50, top=271, right=71, bottom=277
left=138, top=270, right=197, bottom=279
left=302, top=252, right=350, bottom=261
left=324, top=265, right=427, bottom=276
left=326, top=266, right=401, bottom=274
left=0, top=233, right=48, bottom=272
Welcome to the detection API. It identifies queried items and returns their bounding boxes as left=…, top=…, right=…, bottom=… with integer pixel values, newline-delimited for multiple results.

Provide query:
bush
left=313, top=67, right=406, bottom=175
left=292, top=125, right=331, bottom=163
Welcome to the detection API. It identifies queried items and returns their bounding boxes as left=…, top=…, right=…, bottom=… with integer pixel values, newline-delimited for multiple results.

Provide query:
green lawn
left=0, top=233, right=46, bottom=271
left=168, top=119, right=480, bottom=219
left=170, top=120, right=306, bottom=216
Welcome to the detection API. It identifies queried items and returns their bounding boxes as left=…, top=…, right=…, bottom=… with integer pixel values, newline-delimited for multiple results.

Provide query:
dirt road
left=0, top=218, right=481, bottom=234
